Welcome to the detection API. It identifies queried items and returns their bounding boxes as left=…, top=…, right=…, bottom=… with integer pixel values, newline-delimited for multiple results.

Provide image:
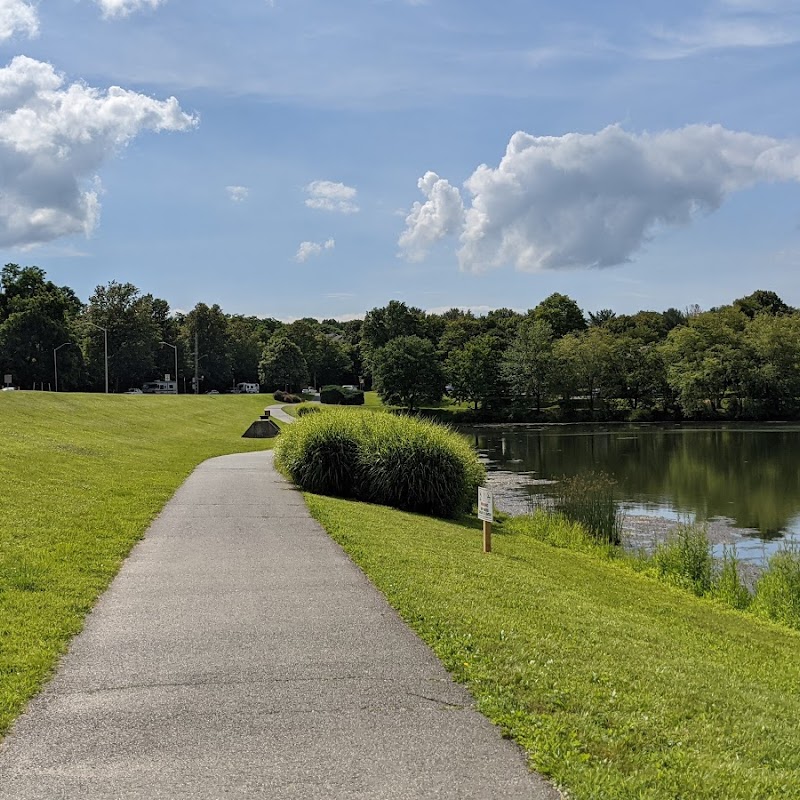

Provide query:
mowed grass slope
left=307, top=494, right=800, bottom=800
left=0, top=392, right=273, bottom=737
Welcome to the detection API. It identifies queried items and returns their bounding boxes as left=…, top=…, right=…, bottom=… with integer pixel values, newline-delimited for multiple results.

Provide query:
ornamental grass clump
left=358, top=413, right=485, bottom=517
left=273, top=409, right=363, bottom=497
left=274, top=409, right=484, bottom=518
left=552, top=472, right=623, bottom=545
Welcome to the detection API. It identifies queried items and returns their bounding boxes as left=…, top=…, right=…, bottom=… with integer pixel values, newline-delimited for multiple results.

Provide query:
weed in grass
left=752, top=547, right=800, bottom=630
left=652, top=522, right=713, bottom=596
left=551, top=472, right=623, bottom=546
left=712, top=545, right=752, bottom=611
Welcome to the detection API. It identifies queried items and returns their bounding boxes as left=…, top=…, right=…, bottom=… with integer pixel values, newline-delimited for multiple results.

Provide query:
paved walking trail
left=0, top=445, right=559, bottom=799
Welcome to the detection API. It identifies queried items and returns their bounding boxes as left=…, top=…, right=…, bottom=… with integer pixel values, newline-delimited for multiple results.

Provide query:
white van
left=235, top=382, right=260, bottom=394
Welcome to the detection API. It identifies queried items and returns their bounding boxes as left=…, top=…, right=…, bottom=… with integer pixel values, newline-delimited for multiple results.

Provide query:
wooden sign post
left=478, top=487, right=493, bottom=553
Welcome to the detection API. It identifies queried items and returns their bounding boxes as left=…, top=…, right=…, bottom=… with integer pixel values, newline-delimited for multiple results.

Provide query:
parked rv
left=142, top=380, right=177, bottom=395
left=234, top=382, right=260, bottom=394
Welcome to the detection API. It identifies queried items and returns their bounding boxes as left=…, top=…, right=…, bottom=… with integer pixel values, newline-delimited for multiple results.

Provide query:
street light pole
left=159, top=341, right=178, bottom=393
left=53, top=342, right=73, bottom=393
left=88, top=322, right=109, bottom=394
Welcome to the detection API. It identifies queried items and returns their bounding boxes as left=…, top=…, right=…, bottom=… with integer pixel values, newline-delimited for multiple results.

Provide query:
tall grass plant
left=274, top=409, right=485, bottom=517
left=752, top=547, right=800, bottom=629
left=551, top=472, right=623, bottom=545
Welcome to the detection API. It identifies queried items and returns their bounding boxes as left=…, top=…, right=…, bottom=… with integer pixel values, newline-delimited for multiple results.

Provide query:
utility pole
left=88, top=322, right=109, bottom=394
left=194, top=329, right=199, bottom=395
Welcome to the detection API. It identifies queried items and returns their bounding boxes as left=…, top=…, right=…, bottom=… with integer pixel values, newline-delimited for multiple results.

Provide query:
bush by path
left=275, top=409, right=484, bottom=517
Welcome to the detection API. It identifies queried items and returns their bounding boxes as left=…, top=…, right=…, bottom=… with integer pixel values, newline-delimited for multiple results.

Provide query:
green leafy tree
left=0, top=264, right=83, bottom=389
left=502, top=319, right=555, bottom=412
left=532, top=293, right=587, bottom=338
left=179, top=303, right=233, bottom=392
left=361, top=301, right=428, bottom=375
left=437, top=312, right=482, bottom=361
left=227, top=315, right=266, bottom=385
left=733, top=290, right=793, bottom=319
left=259, top=334, right=309, bottom=391
left=744, top=313, right=800, bottom=415
left=446, top=333, right=504, bottom=410
left=554, top=327, right=616, bottom=412
left=372, top=335, right=444, bottom=411
left=83, top=282, right=164, bottom=392
left=660, top=307, right=752, bottom=415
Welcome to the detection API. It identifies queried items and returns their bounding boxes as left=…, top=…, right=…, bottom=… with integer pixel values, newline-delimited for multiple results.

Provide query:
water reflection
left=465, top=424, right=800, bottom=542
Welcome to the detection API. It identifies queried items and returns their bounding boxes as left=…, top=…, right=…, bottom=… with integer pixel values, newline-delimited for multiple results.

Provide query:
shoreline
left=484, top=470, right=773, bottom=588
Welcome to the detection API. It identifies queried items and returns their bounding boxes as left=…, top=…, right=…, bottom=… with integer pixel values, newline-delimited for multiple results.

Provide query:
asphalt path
left=0, top=447, right=560, bottom=799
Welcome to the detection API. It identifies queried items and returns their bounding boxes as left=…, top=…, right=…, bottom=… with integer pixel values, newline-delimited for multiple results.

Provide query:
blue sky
left=2, top=0, right=800, bottom=320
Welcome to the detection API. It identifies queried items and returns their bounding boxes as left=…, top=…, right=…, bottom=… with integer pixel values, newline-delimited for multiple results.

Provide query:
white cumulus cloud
left=305, top=180, right=359, bottom=214
left=398, top=171, right=464, bottom=261
left=400, top=124, right=800, bottom=273
left=295, top=238, right=335, bottom=262
left=0, top=55, right=197, bottom=248
left=226, top=185, right=249, bottom=202
left=93, top=0, right=166, bottom=18
left=0, top=0, right=38, bottom=40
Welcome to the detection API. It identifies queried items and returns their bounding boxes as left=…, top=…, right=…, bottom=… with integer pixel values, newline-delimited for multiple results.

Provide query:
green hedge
left=274, top=409, right=485, bottom=518
left=320, top=385, right=364, bottom=405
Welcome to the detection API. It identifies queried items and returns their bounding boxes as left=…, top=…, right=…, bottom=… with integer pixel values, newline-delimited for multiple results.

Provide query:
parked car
left=124, top=388, right=143, bottom=394
left=2, top=386, right=17, bottom=391
left=206, top=390, right=219, bottom=395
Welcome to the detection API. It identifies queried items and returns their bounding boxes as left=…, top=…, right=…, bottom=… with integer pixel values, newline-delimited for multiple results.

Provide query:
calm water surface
left=464, top=423, right=800, bottom=563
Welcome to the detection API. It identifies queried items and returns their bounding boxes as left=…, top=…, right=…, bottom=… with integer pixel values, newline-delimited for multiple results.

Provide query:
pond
left=464, top=423, right=800, bottom=565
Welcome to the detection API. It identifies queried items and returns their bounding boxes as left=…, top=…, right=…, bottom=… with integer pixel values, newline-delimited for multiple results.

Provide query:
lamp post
left=53, top=342, right=73, bottom=393
left=159, top=341, right=178, bottom=393
left=87, top=322, right=109, bottom=394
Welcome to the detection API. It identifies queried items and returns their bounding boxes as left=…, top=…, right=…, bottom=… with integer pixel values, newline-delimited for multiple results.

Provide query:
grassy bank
left=0, top=392, right=273, bottom=738
left=306, top=494, right=800, bottom=800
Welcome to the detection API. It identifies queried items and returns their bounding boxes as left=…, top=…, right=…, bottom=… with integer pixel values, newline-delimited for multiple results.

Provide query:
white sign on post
left=478, top=487, right=493, bottom=523
left=3, top=374, right=11, bottom=386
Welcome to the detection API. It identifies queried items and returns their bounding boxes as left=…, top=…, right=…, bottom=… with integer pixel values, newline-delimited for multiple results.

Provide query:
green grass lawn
left=0, top=392, right=274, bottom=738
left=306, top=494, right=800, bottom=800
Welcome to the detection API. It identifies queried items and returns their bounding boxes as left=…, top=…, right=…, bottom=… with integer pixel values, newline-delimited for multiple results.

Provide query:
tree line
left=2, top=263, right=798, bottom=420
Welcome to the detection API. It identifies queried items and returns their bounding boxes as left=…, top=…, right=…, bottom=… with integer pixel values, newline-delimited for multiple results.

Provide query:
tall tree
left=446, top=333, right=504, bottom=410
left=532, top=293, right=587, bottom=338
left=0, top=264, right=82, bottom=389
left=360, top=301, right=428, bottom=375
left=179, top=303, right=232, bottom=392
left=502, top=319, right=555, bottom=412
left=733, top=290, right=793, bottom=319
left=660, top=307, right=751, bottom=415
left=83, top=281, right=162, bottom=392
left=372, top=335, right=444, bottom=411
left=259, top=334, right=309, bottom=391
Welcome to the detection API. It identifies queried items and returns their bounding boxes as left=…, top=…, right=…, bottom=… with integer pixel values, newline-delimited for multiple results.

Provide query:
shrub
left=652, top=523, right=713, bottom=596
left=297, top=405, right=321, bottom=417
left=752, top=548, right=800, bottom=630
left=341, top=388, right=365, bottom=406
left=273, top=390, right=303, bottom=403
left=273, top=410, right=362, bottom=497
left=320, top=385, right=345, bottom=405
left=274, top=409, right=485, bottom=518
left=551, top=472, right=623, bottom=545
